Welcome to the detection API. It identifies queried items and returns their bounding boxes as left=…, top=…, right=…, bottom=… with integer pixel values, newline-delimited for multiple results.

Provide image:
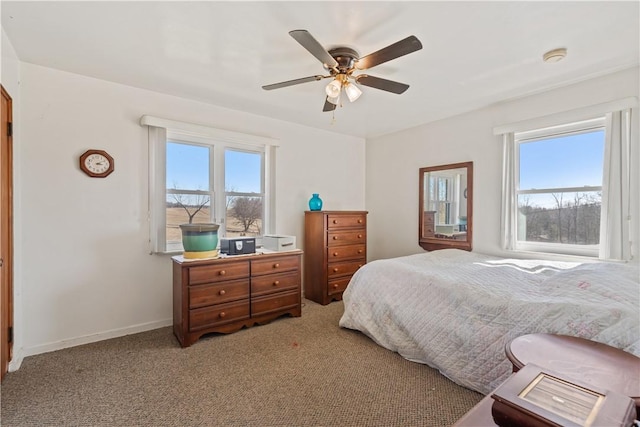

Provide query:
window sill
left=505, top=250, right=602, bottom=264
left=152, top=253, right=182, bottom=257
left=515, top=241, right=598, bottom=258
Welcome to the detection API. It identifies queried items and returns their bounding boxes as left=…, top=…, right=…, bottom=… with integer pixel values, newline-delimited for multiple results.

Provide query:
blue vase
left=309, top=193, right=323, bottom=211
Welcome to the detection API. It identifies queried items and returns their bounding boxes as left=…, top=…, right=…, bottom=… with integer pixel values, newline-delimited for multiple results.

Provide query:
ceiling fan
left=262, top=30, right=423, bottom=112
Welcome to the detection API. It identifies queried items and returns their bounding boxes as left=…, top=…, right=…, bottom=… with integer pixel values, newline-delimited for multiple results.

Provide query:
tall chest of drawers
left=422, top=210, right=435, bottom=238
left=172, top=250, right=302, bottom=347
left=304, top=211, right=367, bottom=305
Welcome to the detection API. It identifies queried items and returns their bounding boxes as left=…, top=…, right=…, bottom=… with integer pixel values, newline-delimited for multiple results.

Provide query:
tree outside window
left=516, top=121, right=605, bottom=250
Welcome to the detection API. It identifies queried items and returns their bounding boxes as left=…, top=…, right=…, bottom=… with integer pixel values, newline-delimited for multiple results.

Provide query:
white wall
left=13, top=61, right=365, bottom=360
left=366, top=67, right=640, bottom=262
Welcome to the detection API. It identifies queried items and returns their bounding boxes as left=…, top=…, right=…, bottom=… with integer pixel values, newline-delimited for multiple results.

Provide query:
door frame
left=1, top=84, right=14, bottom=381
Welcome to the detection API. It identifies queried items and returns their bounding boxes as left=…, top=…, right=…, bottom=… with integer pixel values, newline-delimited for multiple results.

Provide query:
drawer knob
left=273, top=263, right=280, bottom=268
left=219, top=270, right=226, bottom=276
left=219, top=312, right=226, bottom=318
left=358, top=249, right=363, bottom=254
left=273, top=280, right=280, bottom=286
left=357, top=234, right=362, bottom=239
left=333, top=283, right=339, bottom=289
left=333, top=268, right=339, bottom=273
left=333, top=219, right=338, bottom=224
left=333, top=252, right=338, bottom=257
left=358, top=264, right=363, bottom=268
left=332, top=236, right=338, bottom=240
left=219, top=289, right=226, bottom=296
left=357, top=219, right=362, bottom=223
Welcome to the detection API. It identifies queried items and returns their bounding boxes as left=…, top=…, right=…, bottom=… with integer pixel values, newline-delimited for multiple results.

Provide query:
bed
left=338, top=249, right=640, bottom=395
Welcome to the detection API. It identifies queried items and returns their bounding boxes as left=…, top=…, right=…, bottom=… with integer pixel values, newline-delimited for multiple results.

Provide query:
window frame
left=223, top=147, right=266, bottom=238
left=143, top=116, right=277, bottom=254
left=166, top=138, right=215, bottom=227
left=429, top=174, right=459, bottom=225
left=513, top=117, right=605, bottom=257
left=495, top=97, right=637, bottom=261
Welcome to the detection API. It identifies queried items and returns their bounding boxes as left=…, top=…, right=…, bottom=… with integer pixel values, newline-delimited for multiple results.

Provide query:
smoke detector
left=543, top=48, right=567, bottom=63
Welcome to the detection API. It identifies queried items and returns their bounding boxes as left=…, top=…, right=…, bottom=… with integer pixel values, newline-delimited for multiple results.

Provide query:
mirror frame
left=418, top=161, right=473, bottom=252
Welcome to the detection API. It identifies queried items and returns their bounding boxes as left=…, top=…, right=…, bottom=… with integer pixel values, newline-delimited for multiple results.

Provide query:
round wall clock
left=79, top=149, right=114, bottom=178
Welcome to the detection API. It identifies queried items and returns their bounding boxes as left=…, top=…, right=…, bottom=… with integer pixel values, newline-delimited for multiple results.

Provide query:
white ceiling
left=2, top=1, right=639, bottom=139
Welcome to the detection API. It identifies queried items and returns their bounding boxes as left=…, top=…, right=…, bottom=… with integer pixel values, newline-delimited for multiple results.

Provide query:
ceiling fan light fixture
left=327, top=93, right=341, bottom=106
left=344, top=82, right=362, bottom=102
left=325, top=79, right=342, bottom=98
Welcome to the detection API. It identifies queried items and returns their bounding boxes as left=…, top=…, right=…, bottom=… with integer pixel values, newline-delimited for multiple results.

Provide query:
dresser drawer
left=189, top=279, right=249, bottom=309
left=327, top=244, right=366, bottom=261
left=327, top=213, right=366, bottom=229
left=327, top=277, right=351, bottom=296
left=251, top=255, right=299, bottom=276
left=328, top=260, right=365, bottom=279
left=189, top=299, right=250, bottom=331
left=251, top=271, right=299, bottom=297
left=327, top=230, right=366, bottom=246
left=423, top=225, right=435, bottom=237
left=251, top=290, right=299, bottom=316
left=188, top=261, right=250, bottom=285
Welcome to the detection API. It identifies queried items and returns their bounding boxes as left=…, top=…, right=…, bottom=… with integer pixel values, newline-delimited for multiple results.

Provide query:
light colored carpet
left=1, top=300, right=483, bottom=426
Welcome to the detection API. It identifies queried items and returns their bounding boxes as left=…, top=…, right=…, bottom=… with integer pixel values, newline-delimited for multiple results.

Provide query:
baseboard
left=21, top=318, right=173, bottom=358
left=8, top=347, right=25, bottom=372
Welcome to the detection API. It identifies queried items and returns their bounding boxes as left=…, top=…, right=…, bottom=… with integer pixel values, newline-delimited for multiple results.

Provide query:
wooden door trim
left=1, top=84, right=14, bottom=381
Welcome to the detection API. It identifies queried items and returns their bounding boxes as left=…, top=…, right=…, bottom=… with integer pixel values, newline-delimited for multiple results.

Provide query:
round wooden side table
left=506, top=333, right=640, bottom=414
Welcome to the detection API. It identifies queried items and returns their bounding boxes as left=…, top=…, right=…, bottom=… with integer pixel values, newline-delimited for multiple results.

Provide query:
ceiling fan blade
left=355, top=35, right=422, bottom=70
left=355, top=75, right=409, bottom=94
left=323, top=97, right=337, bottom=112
left=262, top=75, right=325, bottom=90
left=289, top=30, right=338, bottom=69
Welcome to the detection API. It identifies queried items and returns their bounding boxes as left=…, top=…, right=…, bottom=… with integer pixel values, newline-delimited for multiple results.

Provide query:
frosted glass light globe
left=344, top=82, right=362, bottom=102
left=327, top=94, right=341, bottom=105
left=325, top=79, right=342, bottom=98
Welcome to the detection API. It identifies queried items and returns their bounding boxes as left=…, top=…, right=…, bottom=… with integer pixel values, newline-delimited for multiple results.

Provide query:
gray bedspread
left=339, top=249, right=640, bottom=394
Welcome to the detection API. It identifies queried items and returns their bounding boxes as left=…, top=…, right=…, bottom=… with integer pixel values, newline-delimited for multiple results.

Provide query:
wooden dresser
left=172, top=250, right=302, bottom=347
left=304, top=211, right=367, bottom=305
left=422, top=210, right=435, bottom=238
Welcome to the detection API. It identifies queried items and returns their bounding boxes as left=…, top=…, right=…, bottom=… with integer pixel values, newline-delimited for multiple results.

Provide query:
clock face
left=79, top=149, right=114, bottom=177
left=84, top=153, right=111, bottom=174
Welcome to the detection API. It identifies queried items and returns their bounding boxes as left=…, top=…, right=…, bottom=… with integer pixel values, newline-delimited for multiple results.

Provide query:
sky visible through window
left=166, top=142, right=208, bottom=190
left=167, top=132, right=604, bottom=208
left=166, top=142, right=261, bottom=192
left=225, top=150, right=261, bottom=193
left=519, top=130, right=604, bottom=208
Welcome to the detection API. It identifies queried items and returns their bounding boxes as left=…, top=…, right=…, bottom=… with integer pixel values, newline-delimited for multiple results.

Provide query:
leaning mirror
left=419, top=161, right=473, bottom=251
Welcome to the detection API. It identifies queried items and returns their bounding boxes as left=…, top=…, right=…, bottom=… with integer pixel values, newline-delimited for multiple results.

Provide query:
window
left=224, top=149, right=264, bottom=238
left=514, top=118, right=605, bottom=256
left=166, top=141, right=213, bottom=251
left=497, top=98, right=635, bottom=260
left=142, top=116, right=276, bottom=254
left=428, top=174, right=460, bottom=225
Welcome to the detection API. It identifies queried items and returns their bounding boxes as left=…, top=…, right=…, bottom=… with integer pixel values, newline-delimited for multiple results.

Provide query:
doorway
left=1, top=85, right=14, bottom=381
